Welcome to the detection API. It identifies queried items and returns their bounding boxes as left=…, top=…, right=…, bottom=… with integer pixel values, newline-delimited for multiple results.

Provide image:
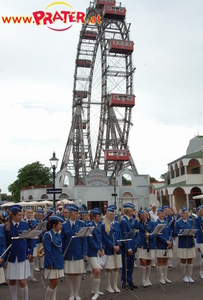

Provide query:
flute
left=0, top=244, right=12, bottom=259
left=164, top=229, right=173, bottom=257
left=145, top=222, right=150, bottom=252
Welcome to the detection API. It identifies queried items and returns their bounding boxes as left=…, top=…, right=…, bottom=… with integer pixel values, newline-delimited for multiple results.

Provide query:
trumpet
left=37, top=246, right=44, bottom=257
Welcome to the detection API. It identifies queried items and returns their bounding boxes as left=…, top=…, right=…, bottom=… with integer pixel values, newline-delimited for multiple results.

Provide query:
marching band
left=1, top=202, right=203, bottom=300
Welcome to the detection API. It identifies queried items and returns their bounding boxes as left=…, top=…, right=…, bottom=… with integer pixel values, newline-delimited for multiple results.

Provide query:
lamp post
left=112, top=177, right=117, bottom=207
left=49, top=152, right=59, bottom=209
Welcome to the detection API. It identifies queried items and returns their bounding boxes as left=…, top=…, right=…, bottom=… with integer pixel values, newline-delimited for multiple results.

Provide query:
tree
left=8, top=161, right=53, bottom=202
left=150, top=176, right=157, bottom=182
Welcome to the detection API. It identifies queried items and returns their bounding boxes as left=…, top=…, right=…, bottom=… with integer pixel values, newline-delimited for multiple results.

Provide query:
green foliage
left=1, top=194, right=13, bottom=201
left=150, top=176, right=157, bottom=182
left=8, top=161, right=53, bottom=202
left=122, top=175, right=132, bottom=186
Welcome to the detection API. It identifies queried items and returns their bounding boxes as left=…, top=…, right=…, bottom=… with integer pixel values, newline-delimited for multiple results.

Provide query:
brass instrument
left=37, top=246, right=44, bottom=257
left=169, top=217, right=175, bottom=227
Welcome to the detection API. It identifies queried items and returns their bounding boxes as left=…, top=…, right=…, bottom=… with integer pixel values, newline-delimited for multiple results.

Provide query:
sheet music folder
left=72, top=226, right=94, bottom=238
left=150, top=223, right=166, bottom=236
left=11, top=230, right=42, bottom=240
left=178, top=229, right=197, bottom=236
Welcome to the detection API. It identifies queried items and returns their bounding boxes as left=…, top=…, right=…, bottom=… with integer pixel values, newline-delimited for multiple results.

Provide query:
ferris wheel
left=61, top=0, right=138, bottom=183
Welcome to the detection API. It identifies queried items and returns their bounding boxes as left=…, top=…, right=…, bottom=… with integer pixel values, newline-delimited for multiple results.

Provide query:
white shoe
left=29, top=277, right=38, bottom=282
left=86, top=267, right=92, bottom=272
left=146, top=280, right=152, bottom=286
left=183, top=276, right=189, bottom=283
left=188, top=276, right=194, bottom=283
left=200, top=271, right=203, bottom=279
left=69, top=294, right=74, bottom=300
left=92, top=293, right=99, bottom=300
left=91, top=291, right=104, bottom=295
left=75, top=295, right=81, bottom=300
left=134, top=262, right=137, bottom=268
left=164, top=278, right=172, bottom=284
left=113, top=287, right=120, bottom=293
left=168, top=264, right=172, bottom=268
left=159, top=278, right=166, bottom=284
left=106, top=287, right=115, bottom=293
left=142, top=280, right=148, bottom=287
left=151, top=263, right=156, bottom=268
left=34, top=268, right=40, bottom=272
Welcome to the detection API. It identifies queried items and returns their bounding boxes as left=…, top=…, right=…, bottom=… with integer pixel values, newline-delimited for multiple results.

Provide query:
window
left=191, top=167, right=200, bottom=174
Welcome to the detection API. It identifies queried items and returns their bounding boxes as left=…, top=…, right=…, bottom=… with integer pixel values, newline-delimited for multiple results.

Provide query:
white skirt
left=64, top=259, right=84, bottom=274
left=0, top=267, right=5, bottom=284
left=88, top=257, right=102, bottom=269
left=156, top=249, right=173, bottom=258
left=6, top=258, right=31, bottom=280
left=105, top=254, right=122, bottom=269
left=44, top=268, right=64, bottom=279
left=177, top=247, right=196, bottom=259
left=198, top=244, right=203, bottom=254
left=33, top=246, right=37, bottom=257
left=138, top=247, right=155, bottom=260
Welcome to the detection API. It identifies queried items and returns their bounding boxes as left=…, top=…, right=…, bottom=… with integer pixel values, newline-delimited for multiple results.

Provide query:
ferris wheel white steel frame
left=61, top=0, right=138, bottom=184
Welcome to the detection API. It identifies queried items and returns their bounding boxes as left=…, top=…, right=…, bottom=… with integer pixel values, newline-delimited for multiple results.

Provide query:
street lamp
left=49, top=152, right=59, bottom=209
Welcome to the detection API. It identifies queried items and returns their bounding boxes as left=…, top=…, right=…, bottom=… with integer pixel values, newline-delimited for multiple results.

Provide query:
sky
left=0, top=0, right=203, bottom=194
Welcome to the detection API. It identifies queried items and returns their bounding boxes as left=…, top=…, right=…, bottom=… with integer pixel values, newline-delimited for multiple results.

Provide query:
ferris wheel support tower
left=61, top=0, right=138, bottom=184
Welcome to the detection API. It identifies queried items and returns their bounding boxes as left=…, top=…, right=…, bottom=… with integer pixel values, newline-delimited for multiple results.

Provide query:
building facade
left=21, top=168, right=150, bottom=213
left=151, top=136, right=203, bottom=211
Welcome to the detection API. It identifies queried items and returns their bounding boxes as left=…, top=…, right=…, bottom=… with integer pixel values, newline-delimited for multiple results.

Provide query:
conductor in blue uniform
left=119, top=203, right=139, bottom=289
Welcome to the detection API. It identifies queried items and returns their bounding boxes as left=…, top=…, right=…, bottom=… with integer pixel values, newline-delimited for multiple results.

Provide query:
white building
left=151, top=136, right=203, bottom=211
left=21, top=168, right=150, bottom=213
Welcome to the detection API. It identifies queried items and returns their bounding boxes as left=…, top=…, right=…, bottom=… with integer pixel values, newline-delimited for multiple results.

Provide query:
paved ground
left=1, top=243, right=203, bottom=300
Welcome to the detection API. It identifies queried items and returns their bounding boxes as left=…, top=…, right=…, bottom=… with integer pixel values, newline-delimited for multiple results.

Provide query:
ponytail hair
left=104, top=213, right=111, bottom=236
left=6, top=213, right=17, bottom=231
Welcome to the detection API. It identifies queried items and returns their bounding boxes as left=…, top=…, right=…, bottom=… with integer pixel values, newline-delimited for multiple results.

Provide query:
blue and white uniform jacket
left=101, top=221, right=122, bottom=255
left=0, top=225, right=6, bottom=267
left=87, top=220, right=105, bottom=257
left=156, top=219, right=172, bottom=250
left=24, top=217, right=37, bottom=247
left=43, top=229, right=64, bottom=270
left=119, top=215, right=139, bottom=252
left=194, top=216, right=203, bottom=244
left=174, top=218, right=194, bottom=248
left=137, top=220, right=156, bottom=250
left=4, top=221, right=34, bottom=263
left=61, top=219, right=87, bottom=260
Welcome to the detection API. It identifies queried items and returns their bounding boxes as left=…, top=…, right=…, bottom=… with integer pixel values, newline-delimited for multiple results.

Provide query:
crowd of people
left=0, top=201, right=203, bottom=300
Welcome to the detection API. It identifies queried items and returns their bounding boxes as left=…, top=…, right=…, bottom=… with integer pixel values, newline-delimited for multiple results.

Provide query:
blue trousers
left=121, top=250, right=135, bottom=286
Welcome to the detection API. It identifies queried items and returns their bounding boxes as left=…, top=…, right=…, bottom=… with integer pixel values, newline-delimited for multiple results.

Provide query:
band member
left=80, top=209, right=89, bottom=225
left=35, top=208, right=45, bottom=271
left=44, top=215, right=64, bottom=300
left=4, top=205, right=34, bottom=300
left=61, top=204, right=87, bottom=300
left=61, top=205, right=69, bottom=222
left=174, top=206, right=196, bottom=283
left=0, top=223, right=6, bottom=285
left=156, top=208, right=172, bottom=284
left=193, top=205, right=203, bottom=279
left=24, top=207, right=38, bottom=282
left=87, top=208, right=105, bottom=300
left=119, top=203, right=139, bottom=289
left=163, top=205, right=175, bottom=268
left=102, top=207, right=122, bottom=293
left=137, top=210, right=156, bottom=287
